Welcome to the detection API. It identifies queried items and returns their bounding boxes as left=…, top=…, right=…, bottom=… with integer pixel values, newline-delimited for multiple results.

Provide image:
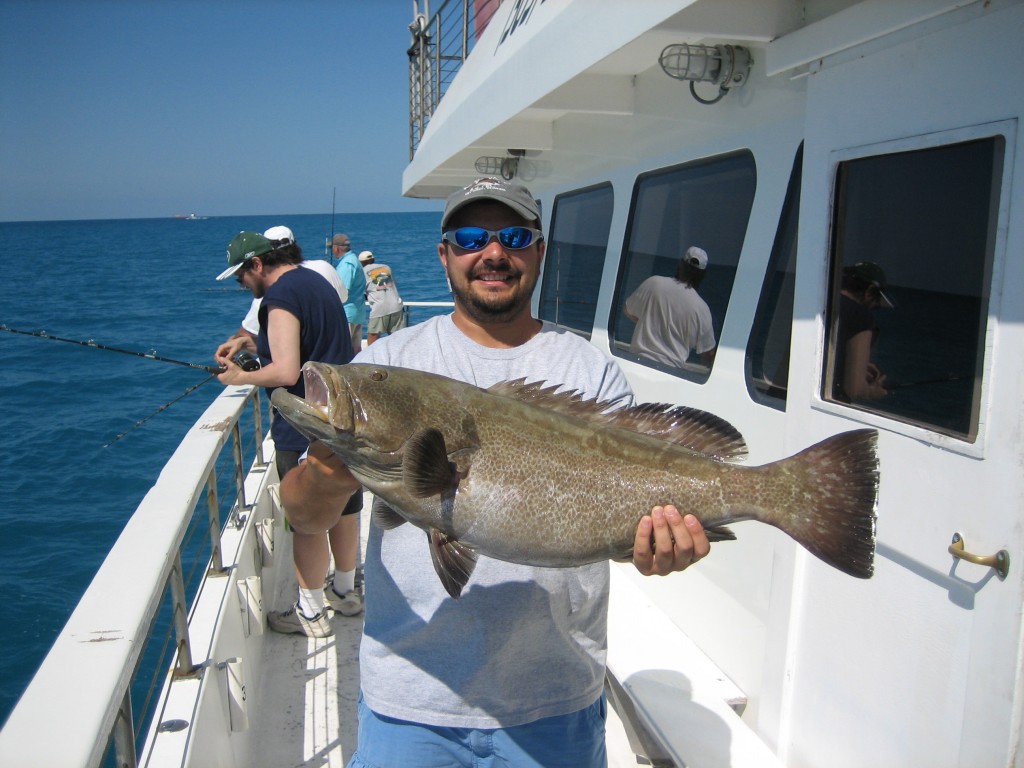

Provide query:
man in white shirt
left=624, top=245, right=717, bottom=368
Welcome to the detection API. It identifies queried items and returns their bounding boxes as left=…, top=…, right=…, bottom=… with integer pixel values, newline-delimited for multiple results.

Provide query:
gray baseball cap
left=442, top=177, right=541, bottom=229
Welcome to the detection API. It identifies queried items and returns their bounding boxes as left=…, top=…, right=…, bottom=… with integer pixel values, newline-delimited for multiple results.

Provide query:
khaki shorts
left=367, top=310, right=407, bottom=336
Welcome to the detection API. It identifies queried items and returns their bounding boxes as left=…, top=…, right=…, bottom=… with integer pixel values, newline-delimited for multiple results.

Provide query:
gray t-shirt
left=355, top=314, right=633, bottom=728
left=363, top=261, right=404, bottom=318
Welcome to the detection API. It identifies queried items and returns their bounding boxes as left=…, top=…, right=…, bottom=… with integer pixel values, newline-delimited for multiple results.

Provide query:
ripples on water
left=0, top=211, right=444, bottom=722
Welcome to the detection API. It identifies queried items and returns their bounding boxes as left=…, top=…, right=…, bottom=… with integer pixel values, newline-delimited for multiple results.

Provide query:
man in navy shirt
left=215, top=230, right=363, bottom=636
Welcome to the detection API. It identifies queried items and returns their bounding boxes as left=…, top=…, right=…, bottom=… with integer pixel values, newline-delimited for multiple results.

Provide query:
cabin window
left=745, top=145, right=802, bottom=409
left=538, top=183, right=614, bottom=336
left=610, top=150, right=756, bottom=382
left=822, top=136, right=1004, bottom=442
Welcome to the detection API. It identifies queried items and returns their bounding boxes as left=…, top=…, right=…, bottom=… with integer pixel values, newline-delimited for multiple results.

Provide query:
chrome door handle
left=949, top=533, right=1010, bottom=579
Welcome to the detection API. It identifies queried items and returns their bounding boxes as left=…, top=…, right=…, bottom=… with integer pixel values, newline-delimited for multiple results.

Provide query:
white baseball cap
left=263, top=225, right=295, bottom=245
left=684, top=246, right=708, bottom=270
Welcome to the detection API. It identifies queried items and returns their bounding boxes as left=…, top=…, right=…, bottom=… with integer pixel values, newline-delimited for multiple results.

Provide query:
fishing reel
left=231, top=350, right=261, bottom=371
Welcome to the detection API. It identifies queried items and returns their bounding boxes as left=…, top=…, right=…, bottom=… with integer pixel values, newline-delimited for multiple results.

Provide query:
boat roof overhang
left=401, top=0, right=805, bottom=201
left=402, top=0, right=982, bottom=202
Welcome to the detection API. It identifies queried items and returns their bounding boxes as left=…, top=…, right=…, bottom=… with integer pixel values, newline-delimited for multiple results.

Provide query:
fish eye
left=370, top=368, right=388, bottom=382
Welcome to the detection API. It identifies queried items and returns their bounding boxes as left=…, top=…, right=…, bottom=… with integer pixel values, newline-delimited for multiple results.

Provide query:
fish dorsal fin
left=486, top=380, right=747, bottom=461
left=487, top=378, right=588, bottom=411
left=428, top=528, right=478, bottom=599
left=600, top=403, right=747, bottom=461
left=403, top=428, right=460, bottom=499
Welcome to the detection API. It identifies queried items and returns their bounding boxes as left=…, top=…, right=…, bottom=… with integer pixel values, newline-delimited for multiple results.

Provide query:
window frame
left=744, top=143, right=804, bottom=411
left=608, top=149, right=757, bottom=384
left=812, top=120, right=1016, bottom=458
left=538, top=181, right=615, bottom=338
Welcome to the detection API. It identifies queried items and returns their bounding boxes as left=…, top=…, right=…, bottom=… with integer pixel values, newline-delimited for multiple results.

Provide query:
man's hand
left=215, top=336, right=251, bottom=368
left=632, top=505, right=710, bottom=576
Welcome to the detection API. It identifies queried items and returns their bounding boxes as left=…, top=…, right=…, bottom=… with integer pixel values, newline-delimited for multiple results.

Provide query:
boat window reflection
left=823, top=136, right=1004, bottom=442
left=610, top=150, right=756, bottom=383
left=746, top=144, right=803, bottom=409
left=539, top=183, right=614, bottom=338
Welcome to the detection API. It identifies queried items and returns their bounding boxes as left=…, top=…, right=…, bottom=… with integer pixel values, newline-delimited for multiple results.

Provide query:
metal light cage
left=659, top=43, right=752, bottom=104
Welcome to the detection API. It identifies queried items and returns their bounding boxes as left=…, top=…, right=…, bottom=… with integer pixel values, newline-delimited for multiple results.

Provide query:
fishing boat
left=3, top=1, right=1023, bottom=766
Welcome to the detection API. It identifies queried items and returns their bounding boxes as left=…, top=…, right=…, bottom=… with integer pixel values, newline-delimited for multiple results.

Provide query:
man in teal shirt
left=331, top=233, right=368, bottom=350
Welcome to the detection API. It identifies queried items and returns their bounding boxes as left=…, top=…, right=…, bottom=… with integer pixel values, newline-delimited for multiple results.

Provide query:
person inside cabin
left=331, top=233, right=368, bottom=351
left=623, top=246, right=717, bottom=369
left=832, top=261, right=895, bottom=403
left=276, top=177, right=711, bottom=768
left=213, top=229, right=364, bottom=636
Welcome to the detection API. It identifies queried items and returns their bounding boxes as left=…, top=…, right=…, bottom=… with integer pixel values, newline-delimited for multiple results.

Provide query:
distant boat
left=175, top=212, right=208, bottom=220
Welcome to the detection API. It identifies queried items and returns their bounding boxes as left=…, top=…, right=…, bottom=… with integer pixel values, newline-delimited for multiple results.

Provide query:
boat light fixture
left=659, top=43, right=752, bottom=105
left=475, top=149, right=528, bottom=180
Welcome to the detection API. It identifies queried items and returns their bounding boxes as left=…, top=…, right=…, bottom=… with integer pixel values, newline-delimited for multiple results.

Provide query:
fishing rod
left=0, top=324, right=224, bottom=374
left=104, top=374, right=217, bottom=447
left=885, top=373, right=971, bottom=390
left=325, top=186, right=336, bottom=259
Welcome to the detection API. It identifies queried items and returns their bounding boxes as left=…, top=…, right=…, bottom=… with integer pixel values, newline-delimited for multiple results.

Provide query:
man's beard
left=449, top=265, right=537, bottom=324
left=249, top=274, right=267, bottom=299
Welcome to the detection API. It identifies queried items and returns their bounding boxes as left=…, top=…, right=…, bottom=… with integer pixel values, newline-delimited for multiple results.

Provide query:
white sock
left=298, top=587, right=325, bottom=618
left=332, top=569, right=356, bottom=596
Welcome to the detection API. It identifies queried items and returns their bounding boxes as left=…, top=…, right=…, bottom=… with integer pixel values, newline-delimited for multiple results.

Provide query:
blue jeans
left=346, top=692, right=608, bottom=768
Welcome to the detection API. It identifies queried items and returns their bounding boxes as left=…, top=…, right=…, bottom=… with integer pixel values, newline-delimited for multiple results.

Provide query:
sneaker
left=325, top=586, right=364, bottom=617
left=267, top=603, right=333, bottom=638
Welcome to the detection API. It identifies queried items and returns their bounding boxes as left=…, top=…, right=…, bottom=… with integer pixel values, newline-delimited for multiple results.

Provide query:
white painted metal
left=406, top=1, right=1024, bottom=766
left=0, top=385, right=263, bottom=768
left=778, top=6, right=1024, bottom=763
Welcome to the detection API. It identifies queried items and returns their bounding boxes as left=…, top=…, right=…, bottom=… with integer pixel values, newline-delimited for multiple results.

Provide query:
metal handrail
left=0, top=385, right=269, bottom=768
left=408, top=0, right=504, bottom=158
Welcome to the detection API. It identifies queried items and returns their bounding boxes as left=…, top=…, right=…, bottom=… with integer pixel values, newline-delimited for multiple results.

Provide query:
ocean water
left=0, top=211, right=447, bottom=726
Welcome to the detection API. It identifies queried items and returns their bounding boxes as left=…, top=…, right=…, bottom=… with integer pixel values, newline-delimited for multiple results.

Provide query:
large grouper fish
left=271, top=362, right=878, bottom=598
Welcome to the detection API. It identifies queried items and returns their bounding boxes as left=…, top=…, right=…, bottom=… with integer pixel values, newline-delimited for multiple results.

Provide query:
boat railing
left=401, top=299, right=455, bottom=325
left=0, top=385, right=270, bottom=768
left=408, top=0, right=503, bottom=158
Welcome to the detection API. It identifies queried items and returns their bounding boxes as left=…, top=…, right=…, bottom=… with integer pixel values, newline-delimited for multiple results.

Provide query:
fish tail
left=774, top=428, right=878, bottom=578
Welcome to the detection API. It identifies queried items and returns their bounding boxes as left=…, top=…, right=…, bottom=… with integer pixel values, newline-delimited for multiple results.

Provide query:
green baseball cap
left=217, top=231, right=276, bottom=280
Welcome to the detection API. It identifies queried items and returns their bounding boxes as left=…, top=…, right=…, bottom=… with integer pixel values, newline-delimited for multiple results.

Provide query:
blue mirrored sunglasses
left=441, top=226, right=543, bottom=251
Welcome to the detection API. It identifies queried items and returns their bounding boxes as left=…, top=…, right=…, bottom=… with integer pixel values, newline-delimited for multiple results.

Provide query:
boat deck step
left=606, top=567, right=784, bottom=768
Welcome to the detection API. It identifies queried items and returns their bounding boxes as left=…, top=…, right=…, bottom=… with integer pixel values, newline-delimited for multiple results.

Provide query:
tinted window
left=538, top=183, right=614, bottom=335
left=823, top=137, right=1003, bottom=441
left=746, top=145, right=802, bottom=408
left=611, top=151, right=756, bottom=381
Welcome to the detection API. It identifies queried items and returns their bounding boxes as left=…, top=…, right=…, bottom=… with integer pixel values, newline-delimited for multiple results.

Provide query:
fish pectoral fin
left=403, top=428, right=459, bottom=500
left=704, top=524, right=736, bottom=542
left=428, top=528, right=478, bottom=599
left=372, top=501, right=407, bottom=530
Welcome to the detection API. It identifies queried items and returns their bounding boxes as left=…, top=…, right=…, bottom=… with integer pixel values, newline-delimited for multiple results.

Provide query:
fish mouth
left=302, top=364, right=332, bottom=414
left=269, top=362, right=354, bottom=434
left=273, top=388, right=329, bottom=423
left=301, top=361, right=355, bottom=431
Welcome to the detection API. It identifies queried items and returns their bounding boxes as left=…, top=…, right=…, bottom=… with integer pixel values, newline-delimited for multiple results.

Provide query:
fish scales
left=273, top=362, right=878, bottom=598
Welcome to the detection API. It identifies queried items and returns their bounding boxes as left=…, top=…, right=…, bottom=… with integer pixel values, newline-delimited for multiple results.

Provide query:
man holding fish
left=278, top=178, right=710, bottom=768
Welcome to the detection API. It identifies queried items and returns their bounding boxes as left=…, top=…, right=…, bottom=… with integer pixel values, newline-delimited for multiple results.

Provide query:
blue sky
left=0, top=1, right=442, bottom=222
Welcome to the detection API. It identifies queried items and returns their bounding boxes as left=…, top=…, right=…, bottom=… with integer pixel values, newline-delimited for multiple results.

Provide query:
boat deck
left=249, top=491, right=641, bottom=767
